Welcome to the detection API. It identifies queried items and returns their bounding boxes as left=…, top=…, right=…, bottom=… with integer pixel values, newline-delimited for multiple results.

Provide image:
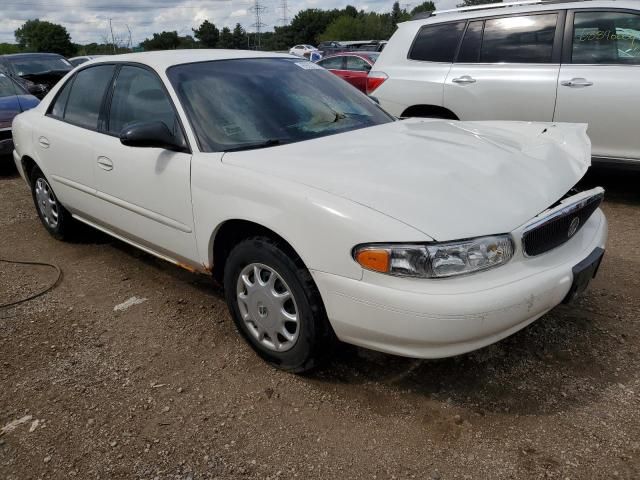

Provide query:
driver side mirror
left=119, top=121, right=188, bottom=153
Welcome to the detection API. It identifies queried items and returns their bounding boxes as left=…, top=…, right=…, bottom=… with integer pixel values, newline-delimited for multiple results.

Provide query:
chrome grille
left=522, top=190, right=604, bottom=257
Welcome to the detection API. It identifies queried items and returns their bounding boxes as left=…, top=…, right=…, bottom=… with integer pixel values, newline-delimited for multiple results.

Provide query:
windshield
left=167, top=57, right=394, bottom=152
left=0, top=74, right=18, bottom=98
left=7, top=56, right=72, bottom=76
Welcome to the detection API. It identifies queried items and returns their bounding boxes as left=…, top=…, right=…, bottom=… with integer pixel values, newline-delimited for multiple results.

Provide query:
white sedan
left=288, top=44, right=318, bottom=58
left=12, top=50, right=607, bottom=372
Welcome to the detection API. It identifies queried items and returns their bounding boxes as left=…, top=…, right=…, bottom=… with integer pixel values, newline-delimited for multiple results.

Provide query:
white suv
left=369, top=0, right=640, bottom=166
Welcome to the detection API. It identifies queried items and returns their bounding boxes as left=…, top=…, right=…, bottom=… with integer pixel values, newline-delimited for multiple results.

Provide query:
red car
left=315, top=52, right=379, bottom=93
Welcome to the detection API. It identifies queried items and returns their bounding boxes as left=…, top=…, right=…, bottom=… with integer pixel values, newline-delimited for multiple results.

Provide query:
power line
left=279, top=0, right=289, bottom=26
left=249, top=0, right=267, bottom=49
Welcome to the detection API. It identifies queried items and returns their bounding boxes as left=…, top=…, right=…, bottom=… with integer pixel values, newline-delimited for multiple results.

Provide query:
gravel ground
left=1, top=165, right=639, bottom=480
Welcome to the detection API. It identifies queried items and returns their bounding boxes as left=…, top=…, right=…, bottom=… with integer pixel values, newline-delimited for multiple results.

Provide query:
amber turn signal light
left=354, top=248, right=390, bottom=273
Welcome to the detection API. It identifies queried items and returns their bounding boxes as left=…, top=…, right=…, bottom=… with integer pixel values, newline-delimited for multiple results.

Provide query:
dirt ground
left=1, top=165, right=639, bottom=480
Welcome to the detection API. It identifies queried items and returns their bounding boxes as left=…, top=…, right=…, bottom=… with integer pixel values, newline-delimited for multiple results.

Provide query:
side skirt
left=71, top=213, right=209, bottom=275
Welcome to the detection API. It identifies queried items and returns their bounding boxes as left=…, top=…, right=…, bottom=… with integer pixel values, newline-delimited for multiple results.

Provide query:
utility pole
left=126, top=24, right=132, bottom=50
left=249, top=0, right=267, bottom=50
left=108, top=18, right=116, bottom=53
left=279, top=0, right=289, bottom=26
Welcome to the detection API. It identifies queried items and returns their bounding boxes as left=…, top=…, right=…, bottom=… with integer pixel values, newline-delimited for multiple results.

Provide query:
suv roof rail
left=411, top=0, right=594, bottom=20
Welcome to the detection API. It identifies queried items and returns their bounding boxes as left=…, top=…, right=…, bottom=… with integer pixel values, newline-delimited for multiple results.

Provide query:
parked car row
left=68, top=55, right=107, bottom=67
left=316, top=40, right=387, bottom=56
left=290, top=40, right=388, bottom=60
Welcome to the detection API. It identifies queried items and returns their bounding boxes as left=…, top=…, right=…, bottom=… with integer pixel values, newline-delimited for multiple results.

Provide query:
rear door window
left=63, top=65, right=115, bottom=129
left=572, top=11, right=640, bottom=64
left=345, top=56, right=371, bottom=71
left=49, top=77, right=74, bottom=118
left=457, top=20, right=484, bottom=63
left=409, top=21, right=466, bottom=62
left=480, top=14, right=558, bottom=63
left=318, top=56, right=345, bottom=69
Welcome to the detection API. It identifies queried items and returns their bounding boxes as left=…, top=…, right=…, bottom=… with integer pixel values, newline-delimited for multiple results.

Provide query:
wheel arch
left=209, top=219, right=309, bottom=286
left=400, top=104, right=459, bottom=120
left=20, top=155, right=39, bottom=184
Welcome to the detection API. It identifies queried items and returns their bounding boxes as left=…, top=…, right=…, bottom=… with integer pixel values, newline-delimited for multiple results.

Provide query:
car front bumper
left=312, top=208, right=608, bottom=359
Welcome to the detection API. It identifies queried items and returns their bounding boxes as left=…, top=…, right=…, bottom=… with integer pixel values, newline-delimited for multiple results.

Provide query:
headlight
left=353, top=235, right=514, bottom=278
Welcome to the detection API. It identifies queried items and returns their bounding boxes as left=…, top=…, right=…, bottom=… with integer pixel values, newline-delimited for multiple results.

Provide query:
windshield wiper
left=222, top=138, right=288, bottom=153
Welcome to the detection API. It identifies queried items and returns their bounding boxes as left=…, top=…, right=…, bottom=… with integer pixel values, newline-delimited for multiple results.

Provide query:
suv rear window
left=409, top=22, right=466, bottom=62
left=481, top=14, right=558, bottom=63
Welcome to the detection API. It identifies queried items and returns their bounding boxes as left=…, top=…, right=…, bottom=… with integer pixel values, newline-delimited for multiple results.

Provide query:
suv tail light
left=366, top=71, right=388, bottom=95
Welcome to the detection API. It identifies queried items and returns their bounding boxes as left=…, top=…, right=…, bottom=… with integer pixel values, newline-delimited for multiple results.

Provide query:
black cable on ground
left=0, top=258, right=62, bottom=309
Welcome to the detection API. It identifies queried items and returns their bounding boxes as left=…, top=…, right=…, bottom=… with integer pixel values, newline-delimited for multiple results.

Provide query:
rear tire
left=223, top=236, right=334, bottom=373
left=30, top=165, right=79, bottom=241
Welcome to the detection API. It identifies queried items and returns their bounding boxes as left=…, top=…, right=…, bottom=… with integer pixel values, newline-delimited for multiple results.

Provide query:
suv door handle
left=452, top=75, right=476, bottom=84
left=561, top=78, right=594, bottom=88
left=38, top=136, right=50, bottom=149
left=97, top=156, right=113, bottom=171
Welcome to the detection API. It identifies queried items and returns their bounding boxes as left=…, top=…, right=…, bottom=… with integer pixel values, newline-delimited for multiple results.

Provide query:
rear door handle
left=38, top=136, right=50, bottom=149
left=561, top=78, right=594, bottom=88
left=452, top=75, right=476, bottom=84
left=97, top=156, right=113, bottom=171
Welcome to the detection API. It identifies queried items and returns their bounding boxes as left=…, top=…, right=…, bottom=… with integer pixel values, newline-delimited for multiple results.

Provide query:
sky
left=0, top=0, right=459, bottom=46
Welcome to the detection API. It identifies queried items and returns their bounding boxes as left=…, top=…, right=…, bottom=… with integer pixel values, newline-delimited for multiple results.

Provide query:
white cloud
left=0, top=0, right=461, bottom=46
left=230, top=9, right=248, bottom=18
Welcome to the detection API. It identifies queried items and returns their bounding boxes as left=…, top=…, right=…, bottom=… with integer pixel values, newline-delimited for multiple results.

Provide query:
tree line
left=0, top=0, right=498, bottom=56
left=142, top=2, right=438, bottom=51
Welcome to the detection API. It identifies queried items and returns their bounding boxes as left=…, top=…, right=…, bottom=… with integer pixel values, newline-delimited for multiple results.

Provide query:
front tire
left=223, top=236, right=334, bottom=373
left=30, top=166, right=78, bottom=241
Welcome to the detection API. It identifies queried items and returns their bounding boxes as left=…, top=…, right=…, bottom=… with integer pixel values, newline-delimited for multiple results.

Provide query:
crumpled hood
left=223, top=119, right=591, bottom=240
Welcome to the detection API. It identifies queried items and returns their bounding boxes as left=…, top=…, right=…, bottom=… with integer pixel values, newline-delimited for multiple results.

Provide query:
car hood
left=222, top=119, right=591, bottom=240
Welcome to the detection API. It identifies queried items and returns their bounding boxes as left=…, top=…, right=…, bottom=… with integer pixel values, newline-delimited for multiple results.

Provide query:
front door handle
left=452, top=75, right=476, bottom=84
left=97, top=156, right=113, bottom=171
left=561, top=78, right=594, bottom=88
left=38, top=136, right=50, bottom=149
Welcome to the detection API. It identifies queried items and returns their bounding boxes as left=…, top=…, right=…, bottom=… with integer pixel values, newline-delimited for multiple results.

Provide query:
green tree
left=232, top=23, right=247, bottom=49
left=193, top=20, right=219, bottom=48
left=391, top=1, right=404, bottom=27
left=140, top=31, right=181, bottom=51
left=411, top=1, right=436, bottom=16
left=457, top=0, right=501, bottom=6
left=178, top=35, right=198, bottom=49
left=219, top=27, right=233, bottom=48
left=14, top=19, right=75, bottom=56
left=0, top=43, right=22, bottom=54
left=344, top=5, right=358, bottom=18
left=288, top=8, right=343, bottom=45
left=320, top=16, right=362, bottom=41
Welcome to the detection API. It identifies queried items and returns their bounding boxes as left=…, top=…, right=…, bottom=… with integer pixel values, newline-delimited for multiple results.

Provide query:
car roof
left=405, top=0, right=639, bottom=25
left=88, top=49, right=293, bottom=71
left=1, top=53, right=66, bottom=59
left=325, top=51, right=379, bottom=58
